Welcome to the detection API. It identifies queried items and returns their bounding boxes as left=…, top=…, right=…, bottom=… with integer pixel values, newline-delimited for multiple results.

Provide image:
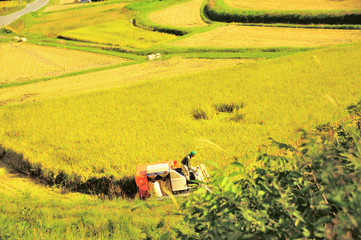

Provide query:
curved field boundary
left=147, top=0, right=207, bottom=28
left=169, top=25, right=361, bottom=48
left=58, top=20, right=177, bottom=50
left=0, top=146, right=137, bottom=198
left=224, top=0, right=361, bottom=11
left=205, top=0, right=361, bottom=24
left=131, top=0, right=209, bottom=36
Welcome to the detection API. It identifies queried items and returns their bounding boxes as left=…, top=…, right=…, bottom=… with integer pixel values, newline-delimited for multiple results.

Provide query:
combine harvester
left=135, top=161, right=209, bottom=198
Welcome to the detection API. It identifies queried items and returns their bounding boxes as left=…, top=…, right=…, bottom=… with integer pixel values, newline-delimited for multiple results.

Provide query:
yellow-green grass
left=44, top=2, right=97, bottom=13
left=0, top=161, right=182, bottom=239
left=224, top=0, right=361, bottom=10
left=23, top=3, right=129, bottom=37
left=0, top=58, right=253, bottom=106
left=58, top=20, right=177, bottom=49
left=0, top=43, right=360, bottom=182
left=147, top=0, right=207, bottom=28
left=170, top=25, right=361, bottom=48
left=0, top=43, right=128, bottom=85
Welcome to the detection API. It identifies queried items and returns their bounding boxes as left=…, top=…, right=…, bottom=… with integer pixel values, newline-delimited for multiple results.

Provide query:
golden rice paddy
left=59, top=20, right=177, bottom=49
left=43, top=0, right=122, bottom=13
left=147, top=0, right=207, bottom=27
left=59, top=0, right=76, bottom=4
left=0, top=58, right=257, bottom=106
left=0, top=43, right=128, bottom=85
left=170, top=25, right=361, bottom=48
left=44, top=2, right=90, bottom=13
left=224, top=0, right=361, bottom=10
left=27, top=3, right=128, bottom=36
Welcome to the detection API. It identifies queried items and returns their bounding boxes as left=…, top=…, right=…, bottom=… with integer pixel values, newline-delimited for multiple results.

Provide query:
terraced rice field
left=147, top=0, right=207, bottom=27
left=170, top=25, right=361, bottom=48
left=1, top=44, right=360, bottom=180
left=27, top=3, right=128, bottom=36
left=0, top=58, right=255, bottom=106
left=0, top=43, right=128, bottom=85
left=59, top=20, right=177, bottom=49
left=224, top=0, right=361, bottom=10
left=44, top=2, right=94, bottom=13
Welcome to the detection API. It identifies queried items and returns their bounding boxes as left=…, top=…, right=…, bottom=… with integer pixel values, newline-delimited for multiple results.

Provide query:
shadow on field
left=0, top=146, right=138, bottom=198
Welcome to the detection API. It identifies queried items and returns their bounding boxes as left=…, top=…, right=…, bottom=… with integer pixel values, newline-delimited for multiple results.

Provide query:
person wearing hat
left=181, top=151, right=196, bottom=180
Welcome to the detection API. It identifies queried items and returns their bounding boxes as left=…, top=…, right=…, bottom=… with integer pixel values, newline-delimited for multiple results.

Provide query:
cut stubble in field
left=148, top=0, right=207, bottom=27
left=170, top=25, right=361, bottom=48
left=0, top=58, right=258, bottom=106
left=224, top=0, right=361, bottom=10
left=0, top=43, right=128, bottom=85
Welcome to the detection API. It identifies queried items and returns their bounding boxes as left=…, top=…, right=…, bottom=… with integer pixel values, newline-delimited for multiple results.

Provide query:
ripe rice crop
left=43, top=1, right=103, bottom=13
left=0, top=161, right=179, bottom=239
left=0, top=43, right=128, bottom=85
left=58, top=20, right=177, bottom=49
left=0, top=58, right=252, bottom=105
left=147, top=0, right=207, bottom=27
left=0, top=43, right=360, bottom=182
left=170, top=25, right=361, bottom=48
left=224, top=0, right=361, bottom=10
left=25, top=3, right=128, bottom=36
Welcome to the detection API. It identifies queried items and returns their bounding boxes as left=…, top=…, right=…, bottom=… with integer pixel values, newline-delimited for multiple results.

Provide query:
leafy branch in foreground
left=177, top=100, right=361, bottom=239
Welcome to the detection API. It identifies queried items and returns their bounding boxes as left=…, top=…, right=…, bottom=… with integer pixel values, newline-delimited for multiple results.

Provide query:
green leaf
left=302, top=227, right=311, bottom=238
left=160, top=232, right=172, bottom=240
left=228, top=171, right=242, bottom=178
left=230, top=161, right=244, bottom=169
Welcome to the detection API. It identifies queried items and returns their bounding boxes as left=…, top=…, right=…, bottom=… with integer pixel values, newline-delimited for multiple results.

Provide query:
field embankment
left=0, top=58, right=253, bottom=105
left=0, top=42, right=128, bottom=85
left=0, top=0, right=29, bottom=16
left=224, top=0, right=361, bottom=10
left=0, top=43, right=360, bottom=191
left=204, top=0, right=361, bottom=24
left=170, top=25, right=361, bottom=48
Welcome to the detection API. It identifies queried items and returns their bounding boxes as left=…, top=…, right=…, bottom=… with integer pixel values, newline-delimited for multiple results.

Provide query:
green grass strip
left=205, top=0, right=361, bottom=24
left=29, top=38, right=145, bottom=61
left=0, top=61, right=144, bottom=89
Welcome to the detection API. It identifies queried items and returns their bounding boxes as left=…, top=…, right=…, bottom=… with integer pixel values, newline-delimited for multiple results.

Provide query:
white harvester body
left=135, top=161, right=209, bottom=198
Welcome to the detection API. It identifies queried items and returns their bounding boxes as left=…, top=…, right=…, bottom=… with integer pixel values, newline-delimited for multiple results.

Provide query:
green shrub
left=178, top=100, right=361, bottom=239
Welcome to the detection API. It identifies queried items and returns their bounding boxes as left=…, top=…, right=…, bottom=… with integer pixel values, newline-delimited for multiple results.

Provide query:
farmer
left=181, top=151, right=196, bottom=180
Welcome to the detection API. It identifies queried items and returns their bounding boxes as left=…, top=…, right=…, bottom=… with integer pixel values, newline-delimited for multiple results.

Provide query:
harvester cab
left=135, top=160, right=209, bottom=199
